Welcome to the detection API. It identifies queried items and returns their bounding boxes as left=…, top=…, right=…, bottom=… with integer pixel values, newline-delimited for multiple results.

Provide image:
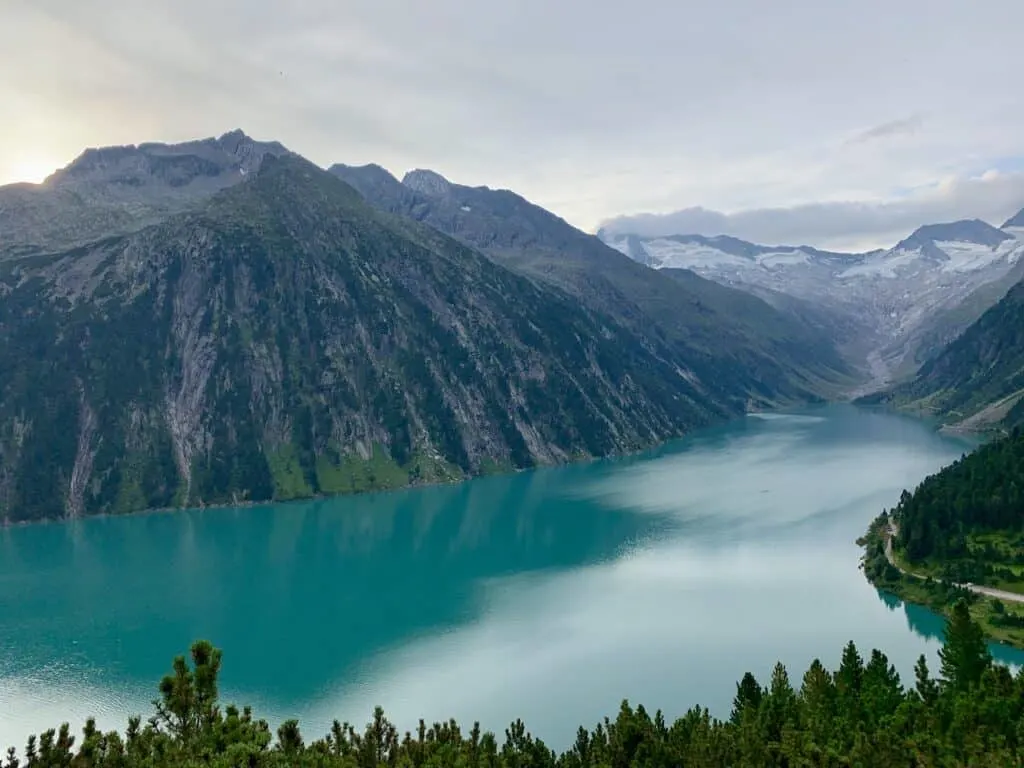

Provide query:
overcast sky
left=4, top=0, right=1024, bottom=250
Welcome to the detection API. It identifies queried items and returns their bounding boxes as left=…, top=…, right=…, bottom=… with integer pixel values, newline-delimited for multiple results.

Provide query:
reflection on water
left=0, top=462, right=667, bottom=745
left=902, top=600, right=947, bottom=645
left=2, top=405, right=1023, bottom=751
left=873, top=589, right=1021, bottom=667
left=1, top=475, right=666, bottom=665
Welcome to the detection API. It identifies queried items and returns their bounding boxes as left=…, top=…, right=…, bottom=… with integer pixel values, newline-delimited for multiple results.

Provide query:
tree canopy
left=893, top=427, right=1024, bottom=562
left=8, top=607, right=1024, bottom=767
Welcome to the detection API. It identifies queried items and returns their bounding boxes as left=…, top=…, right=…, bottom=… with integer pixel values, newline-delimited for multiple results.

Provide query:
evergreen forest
left=7, top=602, right=1023, bottom=767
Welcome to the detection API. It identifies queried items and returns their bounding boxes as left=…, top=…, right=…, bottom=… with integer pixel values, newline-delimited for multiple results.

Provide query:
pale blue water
left=2, top=405, right=1021, bottom=750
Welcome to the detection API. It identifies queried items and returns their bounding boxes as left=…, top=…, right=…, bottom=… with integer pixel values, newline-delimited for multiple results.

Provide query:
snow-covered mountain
left=1003, top=206, right=1024, bottom=238
left=599, top=218, right=1024, bottom=384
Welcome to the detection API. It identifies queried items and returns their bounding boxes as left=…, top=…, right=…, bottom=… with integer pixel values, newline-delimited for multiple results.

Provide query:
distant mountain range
left=599, top=215, right=1024, bottom=384
left=0, top=131, right=854, bottom=523
left=4, top=127, right=1022, bottom=521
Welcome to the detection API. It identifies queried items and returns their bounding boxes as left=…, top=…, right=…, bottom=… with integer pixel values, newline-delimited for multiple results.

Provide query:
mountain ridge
left=0, top=152, right=844, bottom=523
left=0, top=130, right=290, bottom=256
left=4, top=127, right=1021, bottom=522
left=330, top=162, right=855, bottom=401
left=1003, top=206, right=1024, bottom=230
left=893, top=219, right=1013, bottom=261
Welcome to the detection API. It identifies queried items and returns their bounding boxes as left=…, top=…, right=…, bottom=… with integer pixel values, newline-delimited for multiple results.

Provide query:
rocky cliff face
left=0, top=156, right=741, bottom=523
left=329, top=164, right=854, bottom=402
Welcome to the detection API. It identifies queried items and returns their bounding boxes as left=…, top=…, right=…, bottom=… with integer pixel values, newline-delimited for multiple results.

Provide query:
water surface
left=3, top=405, right=1021, bottom=749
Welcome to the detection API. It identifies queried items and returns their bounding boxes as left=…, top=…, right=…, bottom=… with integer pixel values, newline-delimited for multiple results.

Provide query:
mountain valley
left=2, top=128, right=1023, bottom=521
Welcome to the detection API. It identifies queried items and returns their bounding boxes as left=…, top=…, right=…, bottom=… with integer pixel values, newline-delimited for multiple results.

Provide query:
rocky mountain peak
left=329, top=163, right=403, bottom=192
left=896, top=219, right=1012, bottom=252
left=56, top=144, right=141, bottom=181
left=1, top=130, right=293, bottom=254
left=402, top=169, right=452, bottom=197
left=213, top=129, right=290, bottom=173
left=48, top=129, right=289, bottom=189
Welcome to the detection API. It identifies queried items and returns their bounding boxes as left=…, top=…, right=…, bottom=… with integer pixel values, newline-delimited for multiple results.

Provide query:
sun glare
left=7, top=156, right=59, bottom=185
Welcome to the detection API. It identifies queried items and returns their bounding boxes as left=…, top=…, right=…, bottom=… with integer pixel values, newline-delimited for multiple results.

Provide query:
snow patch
left=758, top=250, right=811, bottom=267
left=934, top=239, right=1022, bottom=273
left=598, top=226, right=1024, bottom=357
left=639, top=239, right=749, bottom=269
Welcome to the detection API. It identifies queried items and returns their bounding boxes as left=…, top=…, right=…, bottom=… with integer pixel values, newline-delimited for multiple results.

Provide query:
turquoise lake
left=3, top=405, right=1024, bottom=750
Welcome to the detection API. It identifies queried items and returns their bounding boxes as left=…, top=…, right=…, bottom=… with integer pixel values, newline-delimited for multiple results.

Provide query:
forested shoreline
left=860, top=426, right=1024, bottom=648
left=8, top=606, right=1024, bottom=767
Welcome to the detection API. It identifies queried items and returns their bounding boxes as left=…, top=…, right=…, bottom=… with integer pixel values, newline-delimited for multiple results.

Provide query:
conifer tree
left=939, top=599, right=991, bottom=690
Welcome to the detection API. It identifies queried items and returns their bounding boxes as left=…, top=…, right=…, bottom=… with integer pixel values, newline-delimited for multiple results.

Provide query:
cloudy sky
left=3, top=0, right=1024, bottom=250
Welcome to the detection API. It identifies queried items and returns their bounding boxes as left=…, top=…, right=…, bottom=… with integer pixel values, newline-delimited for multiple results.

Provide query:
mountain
left=907, top=256, right=1024, bottom=367
left=600, top=222, right=1024, bottom=384
left=895, top=219, right=1012, bottom=254
left=0, top=129, right=288, bottom=257
left=660, top=268, right=862, bottom=367
left=1003, top=206, right=1024, bottom=232
left=329, top=164, right=854, bottom=398
left=0, top=153, right=838, bottom=524
left=597, top=231, right=868, bottom=269
left=862, top=278, right=1024, bottom=431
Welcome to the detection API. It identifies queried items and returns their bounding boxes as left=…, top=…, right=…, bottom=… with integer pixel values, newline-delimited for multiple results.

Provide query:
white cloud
left=600, top=170, right=1024, bottom=251
left=2, top=0, right=1024, bottom=247
left=844, top=115, right=924, bottom=146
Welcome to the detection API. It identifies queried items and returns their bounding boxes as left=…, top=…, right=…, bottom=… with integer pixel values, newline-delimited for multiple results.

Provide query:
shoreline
left=1, top=398, right=855, bottom=530
left=0, top=468, right=478, bottom=530
left=0, top=427, right=666, bottom=529
left=861, top=519, right=1024, bottom=650
left=2, top=398, right=972, bottom=531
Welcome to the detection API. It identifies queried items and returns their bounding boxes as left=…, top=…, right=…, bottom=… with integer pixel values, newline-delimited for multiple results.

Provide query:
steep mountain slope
left=907, top=256, right=1024, bottom=370
left=661, top=268, right=859, bottom=368
left=0, top=155, right=794, bottom=523
left=1002, top=206, right=1024, bottom=232
left=600, top=221, right=1024, bottom=383
left=862, top=278, right=1024, bottom=431
left=0, top=130, right=288, bottom=257
left=329, top=164, right=854, bottom=398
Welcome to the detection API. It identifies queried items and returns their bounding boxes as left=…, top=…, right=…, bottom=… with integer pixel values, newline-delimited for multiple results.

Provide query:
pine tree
left=835, top=641, right=864, bottom=699
left=730, top=672, right=763, bottom=724
left=914, top=654, right=938, bottom=705
left=153, top=639, right=223, bottom=745
left=939, top=599, right=991, bottom=690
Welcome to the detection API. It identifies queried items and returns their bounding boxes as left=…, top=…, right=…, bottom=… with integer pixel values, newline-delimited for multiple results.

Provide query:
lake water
left=3, top=405, right=1024, bottom=751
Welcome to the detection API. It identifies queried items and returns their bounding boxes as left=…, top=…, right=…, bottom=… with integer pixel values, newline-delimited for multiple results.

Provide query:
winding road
left=884, top=522, right=1024, bottom=605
